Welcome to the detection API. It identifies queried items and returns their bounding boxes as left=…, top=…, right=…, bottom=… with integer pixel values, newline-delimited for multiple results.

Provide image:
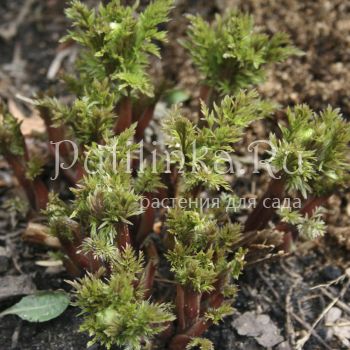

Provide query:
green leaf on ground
left=0, top=291, right=70, bottom=322
left=164, top=89, right=190, bottom=105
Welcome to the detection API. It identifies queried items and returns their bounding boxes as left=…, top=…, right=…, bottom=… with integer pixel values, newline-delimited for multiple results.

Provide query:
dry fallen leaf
left=327, top=318, right=350, bottom=348
left=23, top=222, right=62, bottom=249
left=325, top=307, right=342, bottom=324
left=35, top=260, right=64, bottom=267
left=232, top=311, right=284, bottom=347
left=325, top=307, right=350, bottom=347
left=8, top=99, right=45, bottom=136
left=0, top=275, right=36, bottom=301
left=332, top=322, right=350, bottom=347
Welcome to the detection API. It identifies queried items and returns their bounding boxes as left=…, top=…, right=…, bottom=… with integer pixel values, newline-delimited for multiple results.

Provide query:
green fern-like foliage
left=45, top=126, right=165, bottom=248
left=186, top=338, right=214, bottom=350
left=45, top=193, right=77, bottom=240
left=37, top=79, right=117, bottom=146
left=166, top=208, right=244, bottom=294
left=279, top=206, right=326, bottom=239
left=269, top=105, right=350, bottom=197
left=25, top=155, right=44, bottom=181
left=0, top=104, right=25, bottom=157
left=53, top=129, right=142, bottom=242
left=163, top=90, right=275, bottom=192
left=70, top=246, right=175, bottom=350
left=134, top=160, right=166, bottom=194
left=184, top=11, right=301, bottom=95
left=63, top=0, right=173, bottom=98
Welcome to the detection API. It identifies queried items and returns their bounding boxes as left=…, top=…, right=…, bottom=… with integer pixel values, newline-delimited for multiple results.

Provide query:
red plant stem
left=58, top=220, right=101, bottom=274
left=282, top=230, right=293, bottom=252
left=5, top=131, right=48, bottom=210
left=117, top=223, right=131, bottom=249
left=73, top=161, right=85, bottom=183
left=201, top=273, right=226, bottom=311
left=175, top=285, right=186, bottom=332
left=168, top=166, right=180, bottom=198
left=168, top=335, right=191, bottom=350
left=159, top=322, right=175, bottom=342
left=59, top=237, right=94, bottom=274
left=186, top=318, right=212, bottom=337
left=47, top=126, right=69, bottom=156
left=114, top=96, right=132, bottom=135
left=135, top=104, right=156, bottom=142
left=33, top=178, right=49, bottom=210
left=62, top=257, right=82, bottom=277
left=209, top=292, right=225, bottom=309
left=184, top=287, right=201, bottom=328
left=46, top=136, right=82, bottom=186
left=5, top=155, right=38, bottom=210
left=168, top=319, right=213, bottom=350
left=300, top=195, right=329, bottom=216
left=51, top=151, right=80, bottom=186
left=142, top=260, right=157, bottom=299
left=141, top=240, right=159, bottom=299
left=38, top=105, right=69, bottom=157
left=199, top=84, right=212, bottom=106
left=136, top=192, right=155, bottom=245
left=197, top=85, right=213, bottom=128
left=244, top=176, right=285, bottom=233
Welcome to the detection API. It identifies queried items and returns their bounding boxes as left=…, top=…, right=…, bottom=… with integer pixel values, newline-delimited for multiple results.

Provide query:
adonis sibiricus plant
left=0, top=0, right=349, bottom=349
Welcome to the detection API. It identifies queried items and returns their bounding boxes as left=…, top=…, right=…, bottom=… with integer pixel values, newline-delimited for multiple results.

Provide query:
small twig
left=296, top=278, right=350, bottom=349
left=0, top=0, right=36, bottom=41
left=246, top=251, right=289, bottom=267
left=15, top=93, right=36, bottom=105
left=11, top=320, right=22, bottom=349
left=47, top=47, right=78, bottom=80
left=154, top=277, right=177, bottom=285
left=290, top=310, right=332, bottom=350
left=258, top=267, right=332, bottom=350
left=326, top=321, right=350, bottom=327
left=6, top=237, right=24, bottom=274
left=256, top=269, right=279, bottom=300
left=310, top=274, right=346, bottom=290
left=0, top=229, right=24, bottom=240
left=280, top=259, right=303, bottom=279
left=285, top=281, right=298, bottom=348
left=320, top=288, right=350, bottom=316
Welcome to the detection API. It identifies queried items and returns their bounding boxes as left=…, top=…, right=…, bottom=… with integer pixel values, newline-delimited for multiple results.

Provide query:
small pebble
left=320, top=265, right=342, bottom=281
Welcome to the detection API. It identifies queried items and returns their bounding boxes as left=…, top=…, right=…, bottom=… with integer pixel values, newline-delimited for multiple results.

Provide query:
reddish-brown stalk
left=244, top=176, right=285, bottom=233
left=140, top=240, right=159, bottom=299
left=136, top=192, right=156, bottom=245
left=199, top=84, right=212, bottom=106
left=39, top=105, right=84, bottom=186
left=175, top=285, right=186, bottom=332
left=168, top=319, right=213, bottom=350
left=57, top=221, right=101, bottom=274
left=5, top=155, right=39, bottom=210
left=135, top=104, right=156, bottom=142
left=114, top=96, right=133, bottom=135
left=201, top=273, right=226, bottom=312
left=116, top=222, right=132, bottom=249
left=183, top=287, right=201, bottom=327
left=32, top=178, right=49, bottom=210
